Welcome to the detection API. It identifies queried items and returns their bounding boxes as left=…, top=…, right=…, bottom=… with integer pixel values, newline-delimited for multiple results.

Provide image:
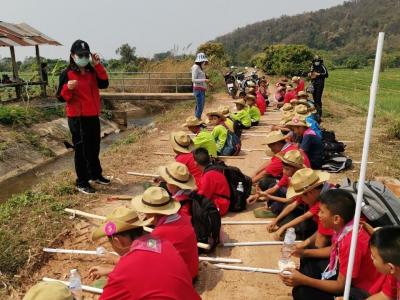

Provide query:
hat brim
left=286, top=120, right=310, bottom=127
left=170, top=134, right=194, bottom=154
left=131, top=195, right=181, bottom=216
left=206, top=112, right=226, bottom=120
left=92, top=217, right=153, bottom=241
left=286, top=171, right=330, bottom=199
left=158, top=166, right=197, bottom=190
left=276, top=153, right=306, bottom=169
left=182, top=120, right=204, bottom=128
left=265, top=135, right=286, bottom=145
left=74, top=49, right=91, bottom=56
left=233, top=100, right=246, bottom=106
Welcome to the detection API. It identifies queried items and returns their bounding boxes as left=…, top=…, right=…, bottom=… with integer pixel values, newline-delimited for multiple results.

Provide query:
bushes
left=0, top=105, right=40, bottom=126
left=251, top=44, right=314, bottom=76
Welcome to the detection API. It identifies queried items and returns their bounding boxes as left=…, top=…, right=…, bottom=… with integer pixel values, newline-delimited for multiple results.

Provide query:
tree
left=115, top=43, right=137, bottom=65
left=251, top=44, right=314, bottom=76
left=153, top=51, right=173, bottom=61
left=197, top=42, right=227, bottom=62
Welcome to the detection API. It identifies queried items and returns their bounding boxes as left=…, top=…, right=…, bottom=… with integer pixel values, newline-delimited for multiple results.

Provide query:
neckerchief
left=156, top=213, right=181, bottom=226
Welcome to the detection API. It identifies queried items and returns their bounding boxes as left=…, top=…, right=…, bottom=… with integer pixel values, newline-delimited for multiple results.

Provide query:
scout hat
left=297, top=99, right=311, bottom=107
left=295, top=104, right=311, bottom=117
left=286, top=168, right=330, bottom=199
left=277, top=150, right=306, bottom=169
left=92, top=206, right=152, bottom=241
left=287, top=115, right=310, bottom=127
left=280, top=113, right=294, bottom=126
left=170, top=131, right=194, bottom=154
left=132, top=187, right=180, bottom=216
left=233, top=99, right=247, bottom=107
left=265, top=130, right=286, bottom=145
left=218, top=105, right=230, bottom=117
left=182, top=116, right=205, bottom=128
left=247, top=87, right=257, bottom=95
left=23, top=282, right=73, bottom=300
left=292, top=76, right=301, bottom=82
left=158, top=162, right=197, bottom=190
left=281, top=103, right=294, bottom=112
left=290, top=99, right=299, bottom=105
left=245, top=94, right=256, bottom=103
left=247, top=81, right=256, bottom=87
left=206, top=111, right=226, bottom=121
left=297, top=91, right=308, bottom=99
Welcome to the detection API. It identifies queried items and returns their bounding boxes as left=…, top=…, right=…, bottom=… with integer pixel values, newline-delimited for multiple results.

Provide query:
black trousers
left=312, top=79, right=325, bottom=116
left=278, top=204, right=317, bottom=241
left=68, top=116, right=102, bottom=186
left=292, top=258, right=370, bottom=300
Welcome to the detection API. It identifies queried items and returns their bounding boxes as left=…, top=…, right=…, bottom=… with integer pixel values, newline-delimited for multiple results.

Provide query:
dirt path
left=18, top=92, right=400, bottom=299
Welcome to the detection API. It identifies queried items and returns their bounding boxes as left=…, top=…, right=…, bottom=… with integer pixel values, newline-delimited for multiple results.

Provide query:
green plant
left=387, top=120, right=400, bottom=140
left=0, top=105, right=39, bottom=126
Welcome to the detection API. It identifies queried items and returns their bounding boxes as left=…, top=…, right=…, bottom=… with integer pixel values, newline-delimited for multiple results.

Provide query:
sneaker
left=93, top=175, right=111, bottom=185
left=76, top=184, right=96, bottom=194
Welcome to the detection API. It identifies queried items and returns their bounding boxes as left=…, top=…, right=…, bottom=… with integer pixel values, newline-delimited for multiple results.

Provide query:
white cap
left=195, top=53, right=208, bottom=63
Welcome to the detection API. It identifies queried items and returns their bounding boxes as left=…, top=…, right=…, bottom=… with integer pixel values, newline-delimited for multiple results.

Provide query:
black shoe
left=93, top=175, right=111, bottom=185
left=76, top=184, right=96, bottom=194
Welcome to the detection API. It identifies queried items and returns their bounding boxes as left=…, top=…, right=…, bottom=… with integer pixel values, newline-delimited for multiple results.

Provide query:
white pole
left=223, top=241, right=301, bottom=247
left=214, top=264, right=280, bottom=274
left=127, top=171, right=157, bottom=177
left=221, top=220, right=272, bottom=225
left=42, top=277, right=103, bottom=294
left=343, top=32, right=385, bottom=300
left=199, top=257, right=242, bottom=263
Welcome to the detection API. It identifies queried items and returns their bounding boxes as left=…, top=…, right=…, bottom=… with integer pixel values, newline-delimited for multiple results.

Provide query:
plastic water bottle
left=278, top=228, right=296, bottom=271
left=237, top=182, right=244, bottom=193
left=68, top=269, right=82, bottom=297
left=361, top=202, right=384, bottom=221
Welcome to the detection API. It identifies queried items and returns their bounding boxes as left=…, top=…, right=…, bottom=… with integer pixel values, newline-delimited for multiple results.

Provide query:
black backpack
left=186, top=192, right=221, bottom=251
left=220, top=130, right=241, bottom=156
left=206, top=161, right=252, bottom=212
left=340, top=179, right=400, bottom=227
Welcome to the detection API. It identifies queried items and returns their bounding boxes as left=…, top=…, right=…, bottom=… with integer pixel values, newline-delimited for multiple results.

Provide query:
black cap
left=70, top=40, right=91, bottom=55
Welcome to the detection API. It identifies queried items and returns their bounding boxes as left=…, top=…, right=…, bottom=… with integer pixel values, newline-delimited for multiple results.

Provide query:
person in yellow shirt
left=218, top=105, right=234, bottom=132
left=230, top=99, right=251, bottom=129
left=206, top=111, right=228, bottom=155
left=182, top=116, right=217, bottom=157
left=245, top=94, right=261, bottom=126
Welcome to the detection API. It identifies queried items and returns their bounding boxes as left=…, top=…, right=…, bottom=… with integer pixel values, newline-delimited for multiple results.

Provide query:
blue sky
left=0, top=0, right=345, bottom=60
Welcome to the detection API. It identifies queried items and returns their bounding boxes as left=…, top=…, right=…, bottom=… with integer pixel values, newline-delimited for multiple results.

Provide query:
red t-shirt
left=174, top=192, right=192, bottom=218
left=199, top=170, right=230, bottom=216
left=175, top=153, right=202, bottom=189
left=308, top=201, right=335, bottom=236
left=382, top=274, right=400, bottom=299
left=255, top=91, right=266, bottom=115
left=277, top=175, right=290, bottom=188
left=152, top=214, right=199, bottom=279
left=265, top=143, right=298, bottom=178
left=284, top=90, right=297, bottom=104
left=100, top=235, right=200, bottom=300
left=295, top=80, right=305, bottom=94
left=338, top=228, right=382, bottom=292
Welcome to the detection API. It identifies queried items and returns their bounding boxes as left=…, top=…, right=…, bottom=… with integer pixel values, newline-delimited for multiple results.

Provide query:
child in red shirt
left=170, top=131, right=203, bottom=188
left=194, top=148, right=230, bottom=216
left=132, top=186, right=199, bottom=279
left=280, top=189, right=381, bottom=300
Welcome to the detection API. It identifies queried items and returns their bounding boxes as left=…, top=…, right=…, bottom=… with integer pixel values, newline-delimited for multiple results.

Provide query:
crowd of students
left=24, top=59, right=399, bottom=300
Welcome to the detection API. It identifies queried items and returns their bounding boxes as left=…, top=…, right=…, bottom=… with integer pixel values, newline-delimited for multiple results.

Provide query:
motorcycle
left=224, top=69, right=238, bottom=99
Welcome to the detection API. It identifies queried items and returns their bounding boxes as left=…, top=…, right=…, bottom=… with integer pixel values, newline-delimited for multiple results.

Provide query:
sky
left=0, top=0, right=345, bottom=61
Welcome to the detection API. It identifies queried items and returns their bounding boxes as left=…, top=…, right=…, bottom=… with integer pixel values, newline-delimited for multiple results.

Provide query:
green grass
left=325, top=68, right=400, bottom=115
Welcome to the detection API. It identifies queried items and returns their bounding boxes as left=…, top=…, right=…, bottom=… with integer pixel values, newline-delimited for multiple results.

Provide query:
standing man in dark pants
left=56, top=40, right=110, bottom=194
left=309, top=56, right=328, bottom=117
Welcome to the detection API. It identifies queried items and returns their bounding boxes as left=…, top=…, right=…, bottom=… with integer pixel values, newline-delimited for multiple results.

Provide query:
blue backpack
left=220, top=128, right=241, bottom=156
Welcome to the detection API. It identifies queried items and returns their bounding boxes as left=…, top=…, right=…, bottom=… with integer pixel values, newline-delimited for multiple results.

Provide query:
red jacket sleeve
left=60, top=84, right=73, bottom=102
left=94, top=64, right=108, bottom=80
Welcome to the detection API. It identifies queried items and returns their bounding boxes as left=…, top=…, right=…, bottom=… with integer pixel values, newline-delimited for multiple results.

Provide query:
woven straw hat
left=182, top=116, right=205, bottom=128
left=92, top=207, right=152, bottom=241
left=132, top=187, right=180, bottom=216
left=218, top=105, right=230, bottom=117
left=247, top=81, right=256, bottom=87
left=277, top=150, right=305, bottom=169
left=297, top=91, right=308, bottom=98
left=265, top=131, right=287, bottom=145
left=286, top=168, right=330, bottom=199
left=207, top=111, right=226, bottom=121
left=158, top=162, right=196, bottom=190
left=23, top=282, right=73, bottom=300
left=247, top=87, right=257, bottom=95
left=292, top=76, right=301, bottom=82
left=295, top=104, right=311, bottom=116
left=245, top=94, right=256, bottom=103
left=170, top=131, right=194, bottom=154
left=287, top=115, right=310, bottom=127
left=281, top=103, right=294, bottom=112
left=233, top=99, right=247, bottom=106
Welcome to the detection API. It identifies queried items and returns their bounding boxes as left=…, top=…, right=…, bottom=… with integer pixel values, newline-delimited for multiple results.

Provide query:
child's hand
left=267, top=220, right=278, bottom=233
left=246, top=194, right=259, bottom=205
left=279, top=269, right=305, bottom=287
left=360, top=221, right=376, bottom=236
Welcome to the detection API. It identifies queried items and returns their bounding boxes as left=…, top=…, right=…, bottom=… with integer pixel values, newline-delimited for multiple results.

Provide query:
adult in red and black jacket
left=56, top=40, right=109, bottom=194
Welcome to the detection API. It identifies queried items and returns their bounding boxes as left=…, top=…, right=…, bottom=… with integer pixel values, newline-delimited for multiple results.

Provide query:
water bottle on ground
left=69, top=269, right=82, bottom=297
left=237, top=182, right=244, bottom=193
left=278, top=228, right=296, bottom=271
left=361, top=201, right=384, bottom=221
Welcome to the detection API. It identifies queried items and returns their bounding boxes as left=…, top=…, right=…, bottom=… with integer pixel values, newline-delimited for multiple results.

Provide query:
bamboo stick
left=221, top=220, right=272, bottom=225
left=42, top=277, right=103, bottom=294
left=241, top=149, right=265, bottom=152
left=199, top=257, right=242, bottom=263
left=127, top=171, right=157, bottom=177
left=64, top=209, right=210, bottom=250
left=213, top=264, right=280, bottom=274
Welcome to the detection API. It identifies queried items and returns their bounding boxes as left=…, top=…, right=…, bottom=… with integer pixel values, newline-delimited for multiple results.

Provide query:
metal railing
left=108, top=72, right=192, bottom=93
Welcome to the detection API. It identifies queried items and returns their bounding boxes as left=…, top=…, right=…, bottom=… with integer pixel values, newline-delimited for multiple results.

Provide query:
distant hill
left=215, top=0, right=400, bottom=65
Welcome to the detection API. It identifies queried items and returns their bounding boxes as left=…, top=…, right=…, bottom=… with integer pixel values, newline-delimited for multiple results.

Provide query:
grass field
left=324, top=68, right=400, bottom=117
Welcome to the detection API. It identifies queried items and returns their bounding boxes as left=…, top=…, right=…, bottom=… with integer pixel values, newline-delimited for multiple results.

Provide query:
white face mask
left=73, top=55, right=90, bottom=67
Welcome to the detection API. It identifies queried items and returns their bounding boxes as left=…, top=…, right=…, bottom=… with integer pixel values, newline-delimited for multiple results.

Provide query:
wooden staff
left=127, top=172, right=157, bottom=177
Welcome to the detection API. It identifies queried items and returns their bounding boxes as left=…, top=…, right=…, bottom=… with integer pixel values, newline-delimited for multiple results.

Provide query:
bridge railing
left=107, top=72, right=193, bottom=93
